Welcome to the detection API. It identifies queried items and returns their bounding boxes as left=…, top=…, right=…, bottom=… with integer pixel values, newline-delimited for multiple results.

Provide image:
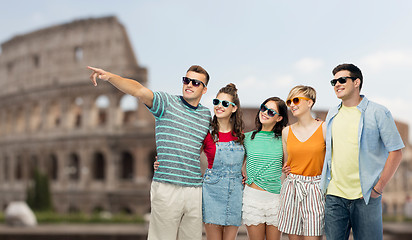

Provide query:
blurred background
left=0, top=0, right=411, bottom=239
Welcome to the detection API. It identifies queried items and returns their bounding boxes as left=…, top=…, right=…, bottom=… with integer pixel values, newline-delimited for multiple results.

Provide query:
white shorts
left=242, top=185, right=280, bottom=226
left=277, top=173, right=325, bottom=236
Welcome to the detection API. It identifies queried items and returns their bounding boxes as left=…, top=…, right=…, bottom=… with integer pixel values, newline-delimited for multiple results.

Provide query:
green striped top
left=148, top=92, right=211, bottom=187
left=244, top=131, right=283, bottom=194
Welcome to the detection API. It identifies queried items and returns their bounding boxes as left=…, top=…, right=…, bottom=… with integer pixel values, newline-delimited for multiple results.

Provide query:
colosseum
left=0, top=16, right=411, bottom=218
left=0, top=16, right=157, bottom=215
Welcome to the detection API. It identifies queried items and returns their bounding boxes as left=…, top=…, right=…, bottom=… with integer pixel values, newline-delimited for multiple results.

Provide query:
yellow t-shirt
left=327, top=105, right=362, bottom=199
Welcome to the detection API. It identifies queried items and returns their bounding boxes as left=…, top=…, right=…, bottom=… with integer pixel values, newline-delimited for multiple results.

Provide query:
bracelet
left=372, top=186, right=382, bottom=195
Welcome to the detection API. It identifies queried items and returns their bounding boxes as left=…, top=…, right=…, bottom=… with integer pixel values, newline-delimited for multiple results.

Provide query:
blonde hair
left=287, top=85, right=316, bottom=107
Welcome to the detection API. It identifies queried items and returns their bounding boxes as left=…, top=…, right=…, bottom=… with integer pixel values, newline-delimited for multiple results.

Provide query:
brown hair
left=211, top=83, right=245, bottom=145
left=332, top=63, right=363, bottom=91
left=187, top=65, right=210, bottom=85
left=251, top=97, right=288, bottom=139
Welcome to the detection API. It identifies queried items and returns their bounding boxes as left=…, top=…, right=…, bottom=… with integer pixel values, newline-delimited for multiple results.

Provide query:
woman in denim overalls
left=202, top=83, right=245, bottom=240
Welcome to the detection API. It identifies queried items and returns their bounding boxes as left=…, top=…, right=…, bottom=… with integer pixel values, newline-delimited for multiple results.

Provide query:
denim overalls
left=202, top=141, right=245, bottom=226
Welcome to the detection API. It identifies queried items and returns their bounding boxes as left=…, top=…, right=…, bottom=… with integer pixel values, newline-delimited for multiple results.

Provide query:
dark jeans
left=325, top=195, right=383, bottom=240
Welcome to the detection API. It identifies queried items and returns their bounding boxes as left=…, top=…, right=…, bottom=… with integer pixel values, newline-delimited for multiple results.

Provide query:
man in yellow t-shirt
left=320, top=63, right=404, bottom=240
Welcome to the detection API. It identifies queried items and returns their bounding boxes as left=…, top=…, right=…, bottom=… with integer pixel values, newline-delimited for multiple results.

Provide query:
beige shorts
left=242, top=184, right=280, bottom=226
left=148, top=181, right=202, bottom=240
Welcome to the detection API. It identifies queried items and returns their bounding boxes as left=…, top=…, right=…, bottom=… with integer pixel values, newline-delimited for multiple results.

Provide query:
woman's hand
left=242, top=171, right=247, bottom=185
left=153, top=156, right=159, bottom=171
left=282, top=165, right=291, bottom=176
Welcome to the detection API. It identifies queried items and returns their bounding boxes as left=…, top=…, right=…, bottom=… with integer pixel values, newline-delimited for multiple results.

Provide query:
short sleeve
left=378, top=109, right=405, bottom=152
left=147, top=91, right=171, bottom=118
left=203, top=132, right=216, bottom=168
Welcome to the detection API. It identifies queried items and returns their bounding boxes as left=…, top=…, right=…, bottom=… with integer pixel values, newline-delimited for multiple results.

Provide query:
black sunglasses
left=260, top=104, right=278, bottom=117
left=182, top=77, right=206, bottom=87
left=330, top=76, right=357, bottom=86
left=213, top=99, right=235, bottom=108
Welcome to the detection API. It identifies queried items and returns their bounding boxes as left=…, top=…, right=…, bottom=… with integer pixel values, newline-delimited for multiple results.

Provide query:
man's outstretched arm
left=88, top=66, right=154, bottom=108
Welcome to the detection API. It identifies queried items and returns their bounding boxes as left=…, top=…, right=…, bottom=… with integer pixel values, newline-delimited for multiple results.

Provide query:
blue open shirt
left=320, top=95, right=405, bottom=204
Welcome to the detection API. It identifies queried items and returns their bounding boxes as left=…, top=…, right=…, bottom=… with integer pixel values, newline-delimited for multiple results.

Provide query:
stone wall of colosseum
left=0, top=16, right=156, bottom=215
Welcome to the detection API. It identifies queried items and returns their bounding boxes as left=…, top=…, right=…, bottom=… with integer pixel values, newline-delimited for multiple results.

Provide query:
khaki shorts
left=148, top=181, right=202, bottom=240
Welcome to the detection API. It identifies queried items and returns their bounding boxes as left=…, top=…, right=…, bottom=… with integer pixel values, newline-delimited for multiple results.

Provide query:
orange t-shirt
left=286, top=124, right=326, bottom=176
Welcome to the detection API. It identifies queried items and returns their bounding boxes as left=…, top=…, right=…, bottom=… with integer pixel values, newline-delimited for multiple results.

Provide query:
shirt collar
left=180, top=96, right=198, bottom=110
left=336, top=95, right=368, bottom=112
left=356, top=95, right=368, bottom=112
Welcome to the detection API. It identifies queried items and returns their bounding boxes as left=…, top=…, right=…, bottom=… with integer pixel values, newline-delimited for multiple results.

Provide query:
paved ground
left=218, top=223, right=412, bottom=240
left=0, top=222, right=411, bottom=239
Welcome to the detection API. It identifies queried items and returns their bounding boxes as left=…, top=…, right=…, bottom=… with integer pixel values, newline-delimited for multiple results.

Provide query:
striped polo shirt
left=244, top=131, right=283, bottom=194
left=148, top=91, right=211, bottom=187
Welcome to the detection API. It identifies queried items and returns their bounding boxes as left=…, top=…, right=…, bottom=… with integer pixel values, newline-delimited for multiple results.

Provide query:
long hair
left=211, top=83, right=245, bottom=145
left=251, top=97, right=288, bottom=140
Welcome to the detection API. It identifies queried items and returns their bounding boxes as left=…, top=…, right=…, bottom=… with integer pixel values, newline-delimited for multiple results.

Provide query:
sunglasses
left=260, top=104, right=278, bottom=117
left=213, top=98, right=236, bottom=108
left=182, top=77, right=206, bottom=87
left=286, top=97, right=311, bottom=107
left=330, top=76, right=357, bottom=86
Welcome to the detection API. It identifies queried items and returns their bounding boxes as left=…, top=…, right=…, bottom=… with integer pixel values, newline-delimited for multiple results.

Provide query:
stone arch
left=120, top=94, right=138, bottom=125
left=120, top=151, right=134, bottom=180
left=28, top=155, right=38, bottom=180
left=33, top=54, right=40, bottom=68
left=93, top=152, right=105, bottom=181
left=29, top=103, right=42, bottom=132
left=47, top=154, right=58, bottom=181
left=3, top=156, right=9, bottom=181
left=95, top=95, right=109, bottom=126
left=68, top=153, right=80, bottom=181
left=15, top=155, right=23, bottom=180
left=74, top=46, right=83, bottom=62
left=4, top=108, right=13, bottom=135
left=47, top=101, right=61, bottom=129
left=7, top=61, right=14, bottom=75
left=15, top=106, right=25, bottom=134
left=68, top=97, right=83, bottom=129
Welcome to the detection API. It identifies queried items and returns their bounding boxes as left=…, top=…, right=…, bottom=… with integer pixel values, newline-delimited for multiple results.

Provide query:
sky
left=1, top=0, right=412, bottom=143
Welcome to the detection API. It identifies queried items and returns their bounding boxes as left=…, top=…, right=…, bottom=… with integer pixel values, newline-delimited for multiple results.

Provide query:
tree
left=26, top=169, right=53, bottom=211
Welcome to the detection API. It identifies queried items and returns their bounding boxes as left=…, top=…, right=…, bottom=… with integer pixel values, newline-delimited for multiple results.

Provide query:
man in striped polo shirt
left=88, top=65, right=211, bottom=240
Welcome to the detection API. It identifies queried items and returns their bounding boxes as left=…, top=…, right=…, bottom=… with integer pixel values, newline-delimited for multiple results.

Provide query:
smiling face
left=214, top=93, right=237, bottom=120
left=288, top=93, right=313, bottom=117
left=182, top=71, right=207, bottom=105
left=259, top=100, right=283, bottom=129
left=333, top=70, right=360, bottom=101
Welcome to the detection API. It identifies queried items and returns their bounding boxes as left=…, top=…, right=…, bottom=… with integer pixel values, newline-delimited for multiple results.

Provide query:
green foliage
left=383, top=215, right=412, bottom=222
left=32, top=211, right=144, bottom=224
left=26, top=169, right=52, bottom=211
left=0, top=210, right=144, bottom=224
